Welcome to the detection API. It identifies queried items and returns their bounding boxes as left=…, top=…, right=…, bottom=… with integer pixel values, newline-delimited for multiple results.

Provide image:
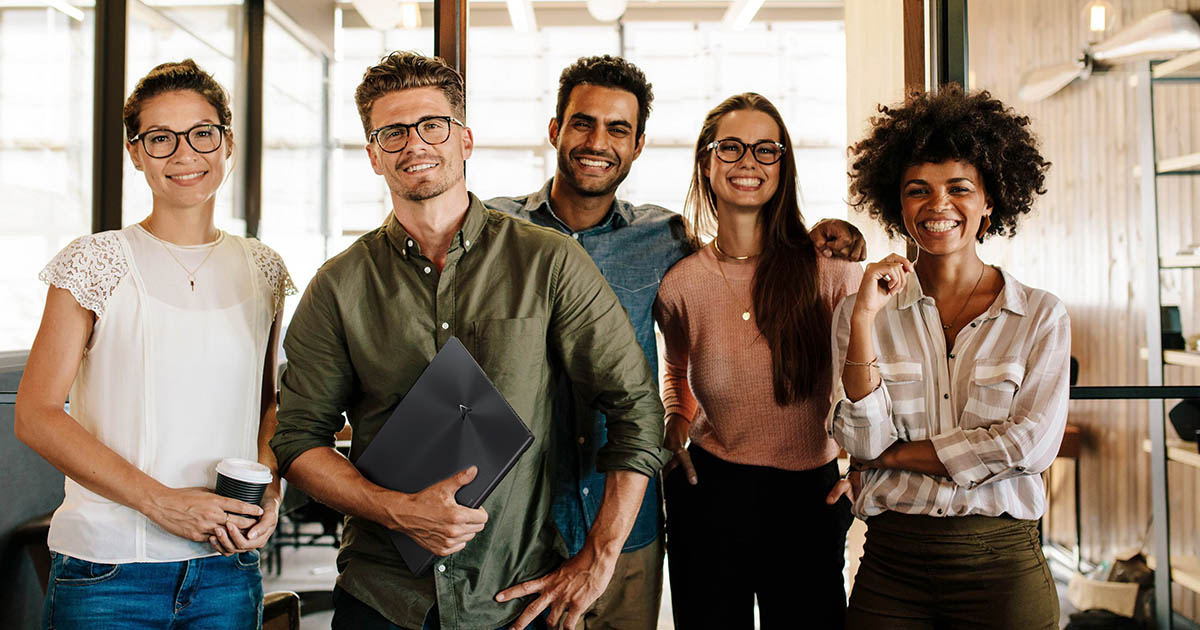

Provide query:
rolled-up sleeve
left=827, top=294, right=899, bottom=460
left=931, top=303, right=1071, bottom=489
left=271, top=270, right=355, bottom=475
left=548, top=238, right=670, bottom=478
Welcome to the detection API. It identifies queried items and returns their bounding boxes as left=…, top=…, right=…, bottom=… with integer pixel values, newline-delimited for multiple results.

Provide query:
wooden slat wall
left=964, top=0, right=1200, bottom=619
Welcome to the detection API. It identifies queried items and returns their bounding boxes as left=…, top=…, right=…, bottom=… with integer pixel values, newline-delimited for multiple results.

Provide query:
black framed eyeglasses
left=369, top=116, right=465, bottom=153
left=705, top=138, right=786, bottom=165
left=129, top=124, right=229, bottom=159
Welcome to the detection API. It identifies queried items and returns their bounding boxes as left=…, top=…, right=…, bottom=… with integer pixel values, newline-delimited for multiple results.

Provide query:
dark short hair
left=848, top=84, right=1050, bottom=239
left=556, top=55, right=653, bottom=137
left=355, top=51, right=466, bottom=139
left=123, top=59, right=232, bottom=140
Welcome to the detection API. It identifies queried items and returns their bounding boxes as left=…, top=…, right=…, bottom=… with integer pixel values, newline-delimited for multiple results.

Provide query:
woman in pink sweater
left=653, top=93, right=861, bottom=628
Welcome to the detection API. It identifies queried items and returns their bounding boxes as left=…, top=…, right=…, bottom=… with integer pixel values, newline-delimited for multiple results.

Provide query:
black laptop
left=355, top=336, right=535, bottom=576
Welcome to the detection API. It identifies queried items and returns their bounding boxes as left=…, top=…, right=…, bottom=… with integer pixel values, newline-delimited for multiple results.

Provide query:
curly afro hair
left=848, top=84, right=1050, bottom=240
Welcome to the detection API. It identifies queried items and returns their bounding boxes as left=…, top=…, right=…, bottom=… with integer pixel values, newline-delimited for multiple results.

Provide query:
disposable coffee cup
left=215, top=458, right=272, bottom=517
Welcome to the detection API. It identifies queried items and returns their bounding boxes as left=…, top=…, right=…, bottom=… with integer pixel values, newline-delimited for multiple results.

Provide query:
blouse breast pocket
left=962, top=359, right=1024, bottom=429
left=878, top=357, right=927, bottom=440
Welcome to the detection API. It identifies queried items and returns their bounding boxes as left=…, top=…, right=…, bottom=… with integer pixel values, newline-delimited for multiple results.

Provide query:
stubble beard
left=557, top=150, right=630, bottom=198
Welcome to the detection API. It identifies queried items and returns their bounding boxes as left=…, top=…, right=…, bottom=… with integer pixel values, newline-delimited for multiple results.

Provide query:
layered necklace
left=711, top=239, right=758, bottom=322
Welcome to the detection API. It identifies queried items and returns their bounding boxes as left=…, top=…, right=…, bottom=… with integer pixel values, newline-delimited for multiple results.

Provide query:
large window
left=460, top=16, right=846, bottom=222
left=259, top=11, right=328, bottom=325
left=0, top=6, right=94, bottom=352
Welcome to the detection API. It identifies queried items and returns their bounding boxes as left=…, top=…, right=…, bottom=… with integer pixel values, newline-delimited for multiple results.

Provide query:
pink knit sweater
left=654, top=244, right=861, bottom=471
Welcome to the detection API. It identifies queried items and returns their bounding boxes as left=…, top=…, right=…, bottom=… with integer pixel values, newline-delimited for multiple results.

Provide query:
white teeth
left=731, top=177, right=761, bottom=187
left=922, top=220, right=959, bottom=233
left=405, top=163, right=436, bottom=173
left=169, top=172, right=205, bottom=181
left=578, top=158, right=610, bottom=168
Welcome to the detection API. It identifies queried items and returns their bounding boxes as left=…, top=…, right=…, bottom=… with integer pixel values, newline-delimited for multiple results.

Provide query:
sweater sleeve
left=653, top=269, right=698, bottom=422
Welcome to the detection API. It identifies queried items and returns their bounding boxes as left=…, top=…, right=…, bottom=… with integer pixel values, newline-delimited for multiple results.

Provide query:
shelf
left=1147, top=555, right=1200, bottom=595
left=1164, top=350, right=1200, bottom=368
left=1161, top=255, right=1200, bottom=269
left=1157, top=152, right=1200, bottom=175
left=1141, top=439, right=1200, bottom=470
left=1153, top=50, right=1200, bottom=80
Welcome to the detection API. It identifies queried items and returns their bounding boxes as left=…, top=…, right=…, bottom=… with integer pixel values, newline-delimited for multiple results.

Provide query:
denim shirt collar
left=524, top=178, right=633, bottom=232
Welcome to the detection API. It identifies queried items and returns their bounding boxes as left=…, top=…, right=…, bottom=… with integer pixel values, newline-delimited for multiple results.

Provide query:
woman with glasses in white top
left=831, top=85, right=1068, bottom=629
left=15, top=59, right=293, bottom=629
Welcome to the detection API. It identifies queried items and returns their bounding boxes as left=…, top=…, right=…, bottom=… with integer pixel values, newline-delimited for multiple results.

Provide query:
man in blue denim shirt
left=487, top=56, right=864, bottom=628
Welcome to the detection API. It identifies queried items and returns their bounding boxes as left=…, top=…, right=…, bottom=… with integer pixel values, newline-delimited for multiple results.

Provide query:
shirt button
left=572, top=233, right=579, bottom=240
left=970, top=322, right=977, bottom=328
left=464, top=239, right=471, bottom=248
left=407, top=240, right=414, bottom=247
left=936, top=509, right=943, bottom=515
left=1015, top=466, right=1026, bottom=472
left=423, top=266, right=431, bottom=274
left=581, top=488, right=590, bottom=496
left=578, top=436, right=586, bottom=445
left=949, top=353, right=956, bottom=359
left=437, top=564, right=446, bottom=573
left=441, top=322, right=449, bottom=330
left=943, top=393, right=950, bottom=399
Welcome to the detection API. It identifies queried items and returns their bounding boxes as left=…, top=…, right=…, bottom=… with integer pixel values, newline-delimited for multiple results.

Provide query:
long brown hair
left=684, top=93, right=827, bottom=405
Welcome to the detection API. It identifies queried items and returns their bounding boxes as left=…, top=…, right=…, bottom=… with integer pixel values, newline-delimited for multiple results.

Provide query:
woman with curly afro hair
left=828, top=85, right=1070, bottom=629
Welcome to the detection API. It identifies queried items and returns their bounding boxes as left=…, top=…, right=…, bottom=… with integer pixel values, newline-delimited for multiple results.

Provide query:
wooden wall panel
left=963, top=0, right=1200, bottom=619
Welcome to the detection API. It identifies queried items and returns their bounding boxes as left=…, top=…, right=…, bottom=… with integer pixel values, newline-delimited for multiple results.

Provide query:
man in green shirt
left=270, top=52, right=669, bottom=630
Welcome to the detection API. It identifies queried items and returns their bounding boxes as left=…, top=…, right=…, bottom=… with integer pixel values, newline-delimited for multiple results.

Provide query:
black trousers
left=664, top=445, right=853, bottom=630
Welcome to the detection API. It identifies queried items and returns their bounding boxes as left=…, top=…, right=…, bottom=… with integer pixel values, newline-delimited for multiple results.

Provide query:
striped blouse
left=827, top=267, right=1071, bottom=520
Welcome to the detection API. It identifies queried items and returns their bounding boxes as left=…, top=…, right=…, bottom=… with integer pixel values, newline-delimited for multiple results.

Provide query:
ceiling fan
left=1017, top=9, right=1200, bottom=102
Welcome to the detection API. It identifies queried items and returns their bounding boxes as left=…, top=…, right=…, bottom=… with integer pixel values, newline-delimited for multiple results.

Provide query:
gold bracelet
left=844, top=357, right=879, bottom=368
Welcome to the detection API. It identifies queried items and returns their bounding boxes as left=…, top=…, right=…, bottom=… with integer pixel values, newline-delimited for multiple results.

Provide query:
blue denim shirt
left=485, top=179, right=692, bottom=555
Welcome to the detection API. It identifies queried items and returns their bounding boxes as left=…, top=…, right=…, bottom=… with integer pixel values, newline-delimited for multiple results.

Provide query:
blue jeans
left=42, top=551, right=263, bottom=630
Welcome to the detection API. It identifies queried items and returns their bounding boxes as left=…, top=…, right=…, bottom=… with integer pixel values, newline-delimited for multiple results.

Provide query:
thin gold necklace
left=141, top=222, right=220, bottom=292
left=941, top=264, right=986, bottom=331
left=712, top=242, right=753, bottom=321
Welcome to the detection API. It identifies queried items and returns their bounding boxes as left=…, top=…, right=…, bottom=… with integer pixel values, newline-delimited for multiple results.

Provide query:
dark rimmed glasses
left=369, top=116, right=465, bottom=153
left=129, top=123, right=229, bottom=159
left=706, top=138, right=786, bottom=165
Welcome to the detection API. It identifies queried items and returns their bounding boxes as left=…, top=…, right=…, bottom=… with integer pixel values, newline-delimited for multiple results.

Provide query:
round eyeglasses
left=369, top=116, right=465, bottom=153
left=129, top=124, right=229, bottom=159
left=706, top=138, right=786, bottom=165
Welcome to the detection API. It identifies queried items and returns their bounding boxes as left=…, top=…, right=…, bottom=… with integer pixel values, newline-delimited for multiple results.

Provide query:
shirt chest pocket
left=962, top=359, right=1024, bottom=429
left=878, top=358, right=927, bottom=440
left=602, top=266, right=660, bottom=306
left=469, top=317, right=546, bottom=419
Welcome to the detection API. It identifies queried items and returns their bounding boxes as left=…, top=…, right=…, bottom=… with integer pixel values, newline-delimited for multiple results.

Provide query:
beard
left=395, top=158, right=464, bottom=202
left=556, top=149, right=631, bottom=198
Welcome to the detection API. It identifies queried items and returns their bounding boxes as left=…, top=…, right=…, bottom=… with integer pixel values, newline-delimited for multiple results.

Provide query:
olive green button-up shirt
left=271, top=193, right=669, bottom=630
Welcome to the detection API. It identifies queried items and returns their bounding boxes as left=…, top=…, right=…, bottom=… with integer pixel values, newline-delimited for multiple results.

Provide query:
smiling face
left=703, top=108, right=781, bottom=215
left=365, top=87, right=473, bottom=203
left=126, top=90, right=230, bottom=213
left=900, top=160, right=992, bottom=257
left=550, top=84, right=644, bottom=198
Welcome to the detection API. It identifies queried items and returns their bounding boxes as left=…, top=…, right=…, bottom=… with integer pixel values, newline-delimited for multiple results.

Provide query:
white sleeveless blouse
left=39, top=224, right=294, bottom=563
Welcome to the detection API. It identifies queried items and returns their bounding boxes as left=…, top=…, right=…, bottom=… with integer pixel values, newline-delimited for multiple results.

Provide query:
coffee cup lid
left=216, top=458, right=273, bottom=484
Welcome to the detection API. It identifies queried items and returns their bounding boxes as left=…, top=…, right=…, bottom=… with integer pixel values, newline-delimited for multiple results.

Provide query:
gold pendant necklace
left=712, top=242, right=753, bottom=321
left=941, top=265, right=987, bottom=331
left=141, top=222, right=220, bottom=292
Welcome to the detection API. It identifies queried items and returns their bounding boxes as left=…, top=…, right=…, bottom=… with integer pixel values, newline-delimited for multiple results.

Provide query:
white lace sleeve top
left=38, top=224, right=295, bottom=563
